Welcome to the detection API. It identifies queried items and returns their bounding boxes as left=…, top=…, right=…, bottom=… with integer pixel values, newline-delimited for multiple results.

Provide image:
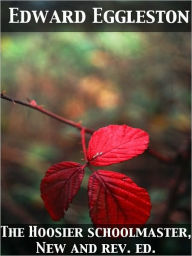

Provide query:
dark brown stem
left=0, top=93, right=182, bottom=164
left=1, top=93, right=94, bottom=134
left=160, top=141, right=190, bottom=223
left=160, top=166, right=184, bottom=223
left=148, top=148, right=176, bottom=164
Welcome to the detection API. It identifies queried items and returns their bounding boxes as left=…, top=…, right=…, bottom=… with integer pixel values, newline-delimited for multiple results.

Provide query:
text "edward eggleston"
left=9, top=7, right=190, bottom=24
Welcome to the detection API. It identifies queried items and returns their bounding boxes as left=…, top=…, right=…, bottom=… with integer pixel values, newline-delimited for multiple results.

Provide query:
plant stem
left=1, top=93, right=94, bottom=134
left=81, top=128, right=88, bottom=162
left=148, top=148, right=175, bottom=164
left=1, top=93, right=181, bottom=164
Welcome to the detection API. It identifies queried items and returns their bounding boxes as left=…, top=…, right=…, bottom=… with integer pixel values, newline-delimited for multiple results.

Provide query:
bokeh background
left=1, top=32, right=191, bottom=226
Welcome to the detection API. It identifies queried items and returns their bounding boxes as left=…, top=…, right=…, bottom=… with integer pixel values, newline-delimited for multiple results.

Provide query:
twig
left=160, top=141, right=190, bottom=223
left=148, top=148, right=176, bottom=164
left=1, top=93, right=94, bottom=134
left=81, top=128, right=88, bottom=162
left=160, top=166, right=184, bottom=223
left=0, top=93, right=183, bottom=164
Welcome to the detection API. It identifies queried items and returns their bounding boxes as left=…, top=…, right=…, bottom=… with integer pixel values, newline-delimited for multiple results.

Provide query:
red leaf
left=87, top=125, right=149, bottom=166
left=41, top=161, right=84, bottom=221
left=88, top=170, right=151, bottom=225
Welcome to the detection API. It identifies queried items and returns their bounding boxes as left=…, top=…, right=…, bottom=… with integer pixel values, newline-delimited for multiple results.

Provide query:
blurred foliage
left=1, top=32, right=190, bottom=226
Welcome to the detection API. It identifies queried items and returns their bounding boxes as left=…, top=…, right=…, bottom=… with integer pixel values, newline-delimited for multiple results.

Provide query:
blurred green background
left=1, top=32, right=191, bottom=225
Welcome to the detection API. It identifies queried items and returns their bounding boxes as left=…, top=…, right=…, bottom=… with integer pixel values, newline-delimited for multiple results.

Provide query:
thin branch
left=160, top=141, right=190, bottom=223
left=1, top=93, right=94, bottom=134
left=0, top=93, right=182, bottom=164
left=160, top=166, right=184, bottom=223
left=148, top=148, right=176, bottom=164
left=81, top=128, right=88, bottom=162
